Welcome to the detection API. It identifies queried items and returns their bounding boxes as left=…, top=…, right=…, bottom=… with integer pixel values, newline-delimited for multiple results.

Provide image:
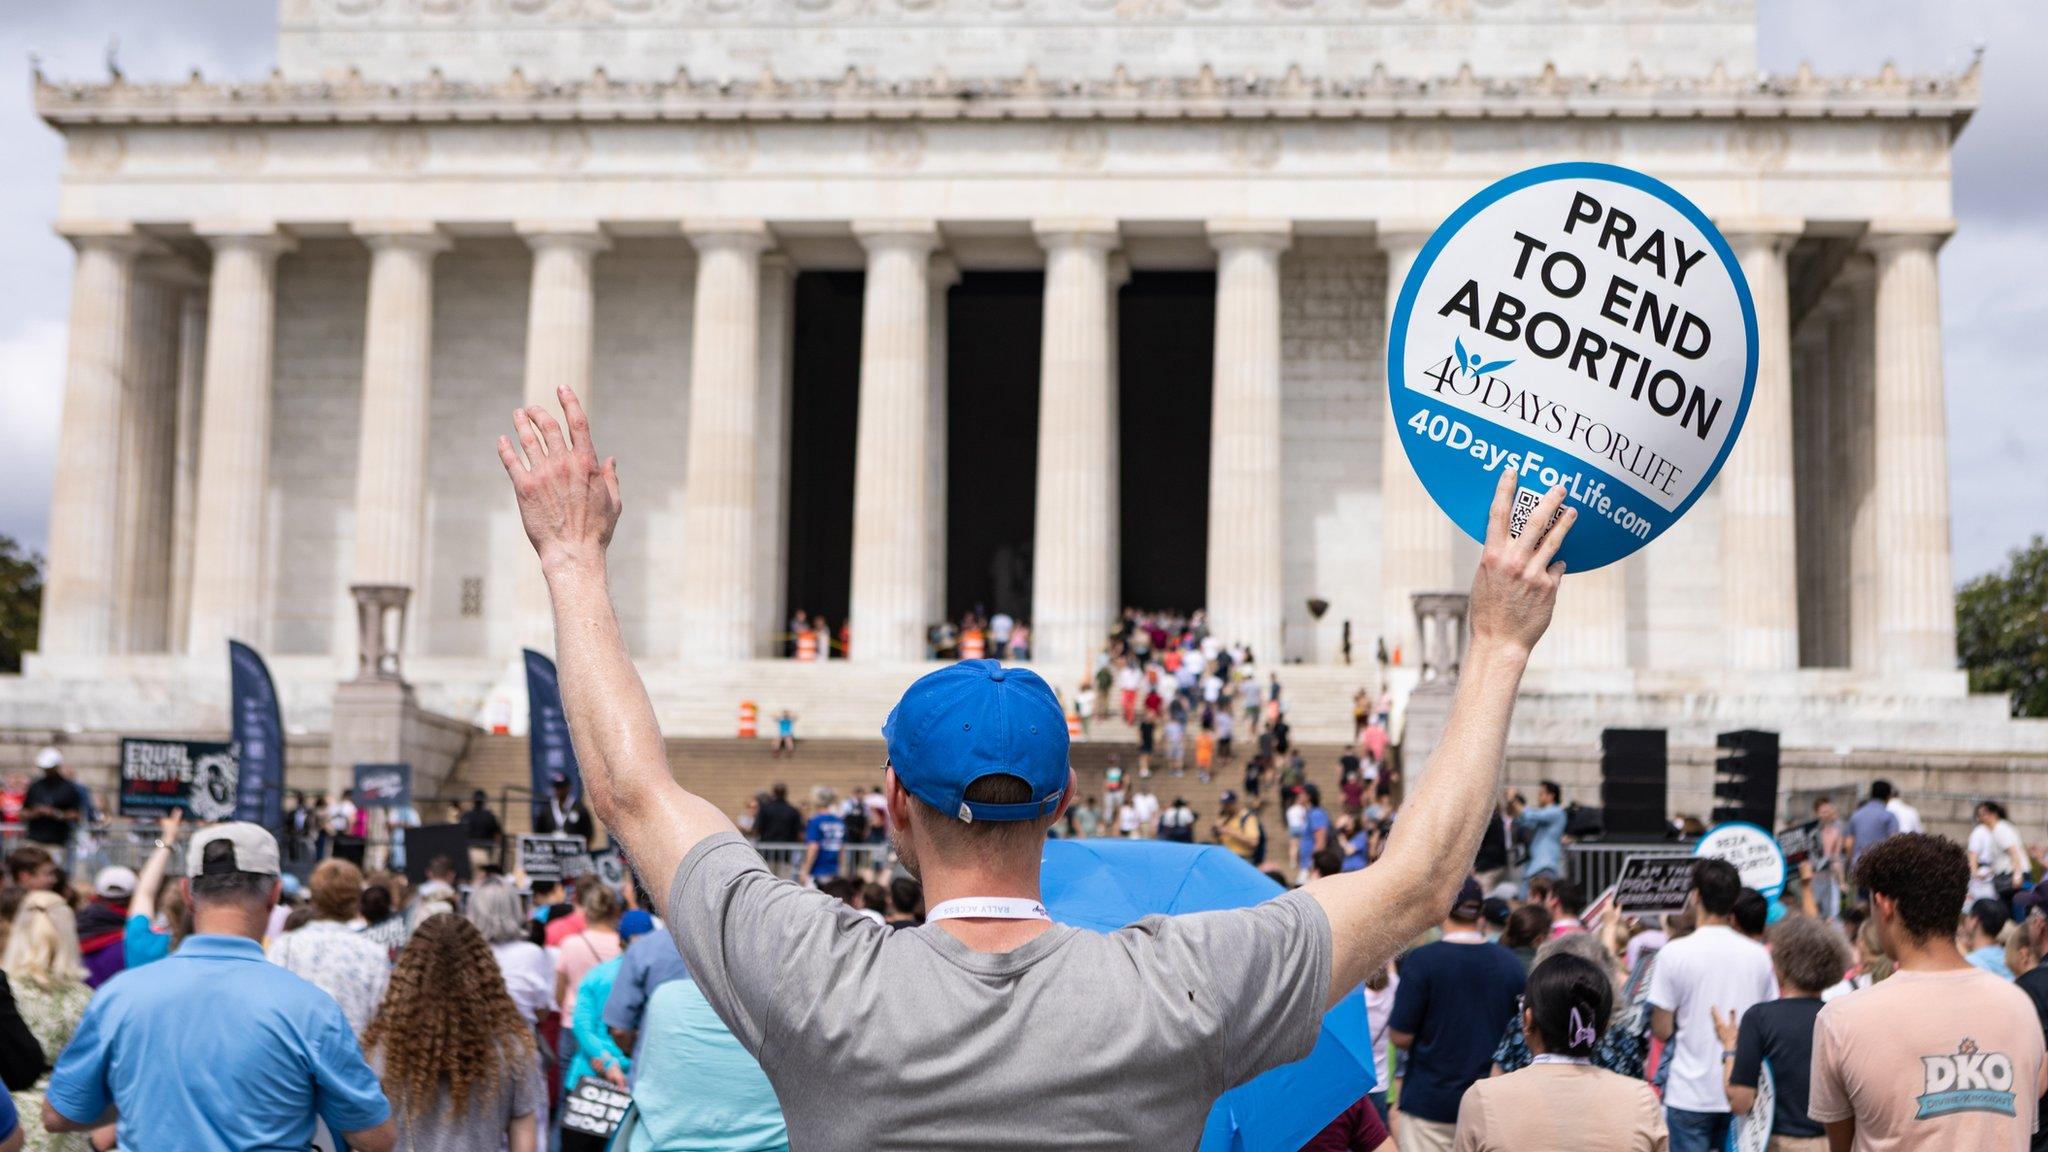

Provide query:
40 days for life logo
left=1387, top=163, right=1759, bottom=570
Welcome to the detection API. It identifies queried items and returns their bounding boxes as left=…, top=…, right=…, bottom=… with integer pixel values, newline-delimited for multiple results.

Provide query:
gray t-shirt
left=667, top=832, right=1332, bottom=1150
left=371, top=1045, right=544, bottom=1152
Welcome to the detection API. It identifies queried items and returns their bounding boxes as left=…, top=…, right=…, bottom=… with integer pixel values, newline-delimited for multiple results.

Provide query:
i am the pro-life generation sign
left=1388, top=163, right=1758, bottom=570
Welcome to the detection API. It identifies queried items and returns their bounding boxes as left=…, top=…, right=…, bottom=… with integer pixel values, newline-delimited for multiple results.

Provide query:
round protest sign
left=1387, top=163, right=1757, bottom=570
left=1696, top=821, right=1787, bottom=899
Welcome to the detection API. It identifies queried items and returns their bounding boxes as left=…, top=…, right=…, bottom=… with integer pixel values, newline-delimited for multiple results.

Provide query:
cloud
left=0, top=318, right=70, bottom=554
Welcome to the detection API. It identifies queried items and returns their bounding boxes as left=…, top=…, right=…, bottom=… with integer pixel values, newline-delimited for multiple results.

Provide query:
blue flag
left=228, top=640, right=286, bottom=831
left=523, top=649, right=582, bottom=827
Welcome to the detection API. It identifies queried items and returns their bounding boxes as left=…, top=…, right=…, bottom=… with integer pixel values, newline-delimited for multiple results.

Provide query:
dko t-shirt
left=1810, top=967, right=2045, bottom=1152
left=666, top=833, right=1331, bottom=1150
left=804, top=812, right=845, bottom=878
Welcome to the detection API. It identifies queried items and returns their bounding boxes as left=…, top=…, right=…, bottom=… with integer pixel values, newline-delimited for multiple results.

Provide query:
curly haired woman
left=362, top=914, right=542, bottom=1152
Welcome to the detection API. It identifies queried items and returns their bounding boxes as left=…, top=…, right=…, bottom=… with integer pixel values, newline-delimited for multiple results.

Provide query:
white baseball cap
left=94, top=866, right=137, bottom=899
left=34, top=747, right=61, bottom=770
left=188, top=822, right=282, bottom=878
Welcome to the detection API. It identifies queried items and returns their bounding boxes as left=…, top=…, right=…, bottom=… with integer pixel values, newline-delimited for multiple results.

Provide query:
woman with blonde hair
left=3, top=891, right=92, bottom=1151
left=362, top=913, right=542, bottom=1151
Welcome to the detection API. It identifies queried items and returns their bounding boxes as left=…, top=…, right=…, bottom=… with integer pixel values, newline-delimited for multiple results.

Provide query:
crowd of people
left=0, top=387, right=2035, bottom=1152
left=0, top=805, right=802, bottom=1151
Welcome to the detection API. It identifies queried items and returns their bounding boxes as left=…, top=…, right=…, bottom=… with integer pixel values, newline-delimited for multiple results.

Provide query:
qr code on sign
left=1509, top=486, right=1563, bottom=540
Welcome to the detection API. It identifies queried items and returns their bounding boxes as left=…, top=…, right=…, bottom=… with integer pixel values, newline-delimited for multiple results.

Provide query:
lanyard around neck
left=925, top=897, right=1051, bottom=923
left=1530, top=1054, right=1594, bottom=1066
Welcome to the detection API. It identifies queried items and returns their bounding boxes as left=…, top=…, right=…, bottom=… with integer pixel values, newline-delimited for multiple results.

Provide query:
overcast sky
left=1, top=1, right=2041, bottom=580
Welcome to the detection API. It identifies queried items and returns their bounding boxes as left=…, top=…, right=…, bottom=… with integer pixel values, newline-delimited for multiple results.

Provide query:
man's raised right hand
left=1467, top=466, right=1574, bottom=657
left=497, top=385, right=622, bottom=578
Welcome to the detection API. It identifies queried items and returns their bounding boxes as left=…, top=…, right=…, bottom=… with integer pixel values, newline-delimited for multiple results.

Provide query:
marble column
left=185, top=226, right=295, bottom=658
left=168, top=290, right=207, bottom=656
left=1376, top=226, right=1457, bottom=669
left=677, top=221, right=773, bottom=664
left=512, top=223, right=608, bottom=651
left=756, top=254, right=797, bottom=656
left=41, top=227, right=151, bottom=658
left=1865, top=224, right=1958, bottom=673
left=924, top=257, right=959, bottom=631
left=1834, top=257, right=1882, bottom=672
left=113, top=265, right=188, bottom=654
left=1031, top=220, right=1120, bottom=672
left=348, top=224, right=450, bottom=601
left=847, top=221, right=940, bottom=663
left=1205, top=221, right=1289, bottom=663
left=1717, top=222, right=1802, bottom=672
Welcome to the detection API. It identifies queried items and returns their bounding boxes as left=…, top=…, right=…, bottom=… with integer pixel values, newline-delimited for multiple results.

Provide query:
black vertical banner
left=229, top=640, right=286, bottom=831
left=523, top=649, right=582, bottom=827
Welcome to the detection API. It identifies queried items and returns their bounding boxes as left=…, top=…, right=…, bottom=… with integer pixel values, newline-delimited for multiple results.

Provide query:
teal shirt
left=566, top=955, right=631, bottom=1088
left=123, top=914, right=173, bottom=969
left=627, top=980, right=787, bottom=1152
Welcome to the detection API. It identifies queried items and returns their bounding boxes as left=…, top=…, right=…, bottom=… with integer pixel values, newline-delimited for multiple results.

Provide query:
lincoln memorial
left=8, top=0, right=2045, bottom=813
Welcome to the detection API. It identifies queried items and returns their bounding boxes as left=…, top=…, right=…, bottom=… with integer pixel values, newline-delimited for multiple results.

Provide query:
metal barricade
left=1567, top=839, right=1695, bottom=895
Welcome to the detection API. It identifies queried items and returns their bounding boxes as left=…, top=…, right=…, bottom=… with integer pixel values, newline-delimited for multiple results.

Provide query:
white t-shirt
left=1887, top=797, right=1923, bottom=834
left=1363, top=974, right=1400, bottom=1090
left=1968, top=820, right=2024, bottom=901
left=1130, top=792, right=1160, bottom=827
left=989, top=613, right=1014, bottom=642
left=1116, top=665, right=1144, bottom=692
left=1645, top=924, right=1778, bottom=1113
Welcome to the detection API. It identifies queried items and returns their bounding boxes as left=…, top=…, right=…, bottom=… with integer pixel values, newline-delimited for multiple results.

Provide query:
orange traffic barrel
left=796, top=632, right=818, bottom=662
left=738, top=700, right=759, bottom=739
left=960, top=629, right=986, bottom=660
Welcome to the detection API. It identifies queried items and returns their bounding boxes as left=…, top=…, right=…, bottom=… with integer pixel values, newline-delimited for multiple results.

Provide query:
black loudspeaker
left=1713, top=730, right=1780, bottom=828
left=1600, top=728, right=1668, bottom=839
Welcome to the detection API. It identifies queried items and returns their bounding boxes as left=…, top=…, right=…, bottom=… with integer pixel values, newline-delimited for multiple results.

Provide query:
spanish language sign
left=1697, top=821, right=1787, bottom=899
left=1388, top=163, right=1757, bottom=570
left=563, top=1076, right=631, bottom=1138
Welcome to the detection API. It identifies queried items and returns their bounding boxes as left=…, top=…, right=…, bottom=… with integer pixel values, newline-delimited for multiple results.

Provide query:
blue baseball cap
left=882, top=660, right=1069, bottom=823
left=618, top=909, right=656, bottom=942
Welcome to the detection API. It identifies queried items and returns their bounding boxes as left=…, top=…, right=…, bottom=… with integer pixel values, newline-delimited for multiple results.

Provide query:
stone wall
left=1280, top=240, right=1383, bottom=665
left=424, top=239, right=530, bottom=659
left=1507, top=744, right=2048, bottom=845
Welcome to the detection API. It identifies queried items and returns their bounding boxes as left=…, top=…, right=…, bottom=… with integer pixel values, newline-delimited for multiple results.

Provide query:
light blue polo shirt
left=48, top=934, right=389, bottom=1151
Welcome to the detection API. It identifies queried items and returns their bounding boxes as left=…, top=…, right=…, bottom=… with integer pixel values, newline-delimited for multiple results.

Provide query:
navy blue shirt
left=1729, top=996, right=1824, bottom=1138
left=1387, top=936, right=1526, bottom=1124
left=48, top=934, right=389, bottom=1151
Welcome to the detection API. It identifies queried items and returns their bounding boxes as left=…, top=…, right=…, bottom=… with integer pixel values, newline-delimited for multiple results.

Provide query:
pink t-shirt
left=1810, top=966, right=2045, bottom=1151
left=554, top=928, right=622, bottom=1015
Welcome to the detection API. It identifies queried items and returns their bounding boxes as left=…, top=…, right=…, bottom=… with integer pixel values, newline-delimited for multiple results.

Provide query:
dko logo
left=1916, top=1039, right=2017, bottom=1120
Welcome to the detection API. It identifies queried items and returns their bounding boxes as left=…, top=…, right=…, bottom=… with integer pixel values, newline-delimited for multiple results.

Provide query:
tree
left=1956, top=536, right=2048, bottom=719
left=0, top=536, right=40, bottom=674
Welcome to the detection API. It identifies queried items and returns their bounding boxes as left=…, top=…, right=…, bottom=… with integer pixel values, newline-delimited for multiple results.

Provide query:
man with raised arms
left=497, top=386, right=1575, bottom=1150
